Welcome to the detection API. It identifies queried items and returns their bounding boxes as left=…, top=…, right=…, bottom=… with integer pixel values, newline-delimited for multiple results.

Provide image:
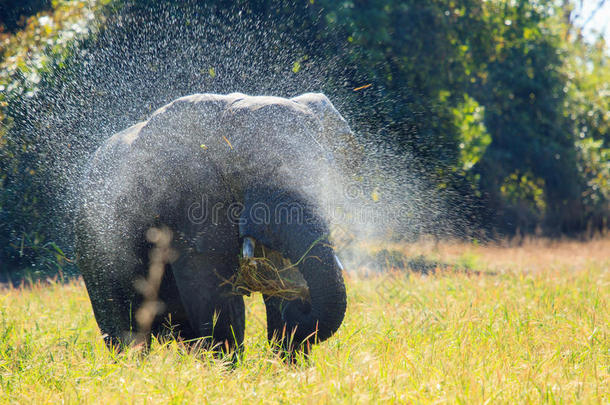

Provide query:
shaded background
left=0, top=0, right=608, bottom=278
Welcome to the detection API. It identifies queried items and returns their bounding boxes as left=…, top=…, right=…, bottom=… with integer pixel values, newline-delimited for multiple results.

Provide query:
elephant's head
left=239, top=184, right=347, bottom=349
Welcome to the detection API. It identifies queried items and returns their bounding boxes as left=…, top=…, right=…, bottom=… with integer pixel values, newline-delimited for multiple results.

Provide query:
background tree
left=0, top=0, right=608, bottom=276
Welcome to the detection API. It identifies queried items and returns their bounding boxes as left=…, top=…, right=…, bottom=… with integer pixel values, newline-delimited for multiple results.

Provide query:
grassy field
left=0, top=238, right=608, bottom=403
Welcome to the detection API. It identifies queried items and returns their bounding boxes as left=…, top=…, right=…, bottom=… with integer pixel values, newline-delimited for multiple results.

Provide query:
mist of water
left=5, top=2, right=475, bottom=274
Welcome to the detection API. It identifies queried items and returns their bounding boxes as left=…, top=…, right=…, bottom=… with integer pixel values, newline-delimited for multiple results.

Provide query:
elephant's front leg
left=262, top=294, right=310, bottom=358
left=170, top=250, right=245, bottom=354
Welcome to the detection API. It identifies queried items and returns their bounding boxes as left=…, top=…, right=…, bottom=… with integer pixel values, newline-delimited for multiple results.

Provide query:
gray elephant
left=76, top=93, right=353, bottom=357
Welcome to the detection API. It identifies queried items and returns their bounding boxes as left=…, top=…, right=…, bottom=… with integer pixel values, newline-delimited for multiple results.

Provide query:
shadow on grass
left=0, top=267, right=77, bottom=289
left=354, top=248, right=497, bottom=276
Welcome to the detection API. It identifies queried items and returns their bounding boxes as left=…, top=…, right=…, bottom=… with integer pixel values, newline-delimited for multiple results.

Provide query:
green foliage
left=468, top=1, right=577, bottom=233
left=453, top=94, right=491, bottom=172
left=317, top=0, right=472, bottom=167
left=0, top=0, right=105, bottom=96
left=310, top=0, right=608, bottom=234
left=0, top=0, right=52, bottom=33
left=576, top=138, right=609, bottom=205
left=500, top=170, right=547, bottom=229
left=1, top=0, right=609, bottom=274
left=563, top=31, right=610, bottom=229
left=0, top=0, right=109, bottom=272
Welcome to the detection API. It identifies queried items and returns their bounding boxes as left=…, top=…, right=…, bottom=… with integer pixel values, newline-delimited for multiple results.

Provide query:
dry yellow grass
left=0, top=238, right=607, bottom=403
left=358, top=236, right=610, bottom=273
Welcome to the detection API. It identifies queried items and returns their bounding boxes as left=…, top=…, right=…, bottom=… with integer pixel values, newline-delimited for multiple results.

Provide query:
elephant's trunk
left=240, top=186, right=347, bottom=346
left=280, top=243, right=346, bottom=343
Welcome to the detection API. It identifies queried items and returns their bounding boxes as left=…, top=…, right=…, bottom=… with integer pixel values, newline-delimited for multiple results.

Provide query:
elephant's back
left=77, top=92, right=350, bottom=242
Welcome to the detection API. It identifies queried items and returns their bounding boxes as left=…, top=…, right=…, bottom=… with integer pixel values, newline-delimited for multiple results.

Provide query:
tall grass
left=0, top=239, right=607, bottom=403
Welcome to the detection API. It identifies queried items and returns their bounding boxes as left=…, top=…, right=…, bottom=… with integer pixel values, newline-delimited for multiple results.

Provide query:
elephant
left=75, top=92, right=353, bottom=357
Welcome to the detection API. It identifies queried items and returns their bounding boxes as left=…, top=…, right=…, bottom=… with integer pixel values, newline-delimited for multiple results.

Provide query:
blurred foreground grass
left=0, top=239, right=608, bottom=403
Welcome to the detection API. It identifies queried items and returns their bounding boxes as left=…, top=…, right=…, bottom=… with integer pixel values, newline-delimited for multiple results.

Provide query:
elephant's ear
left=291, top=93, right=363, bottom=172
left=239, top=185, right=346, bottom=345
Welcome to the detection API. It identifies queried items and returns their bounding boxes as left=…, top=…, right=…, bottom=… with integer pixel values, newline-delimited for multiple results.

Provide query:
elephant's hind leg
left=80, top=259, right=144, bottom=352
left=149, top=263, right=199, bottom=343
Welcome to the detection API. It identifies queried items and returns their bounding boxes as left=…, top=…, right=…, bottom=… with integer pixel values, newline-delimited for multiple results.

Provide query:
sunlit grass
left=0, top=240, right=608, bottom=403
